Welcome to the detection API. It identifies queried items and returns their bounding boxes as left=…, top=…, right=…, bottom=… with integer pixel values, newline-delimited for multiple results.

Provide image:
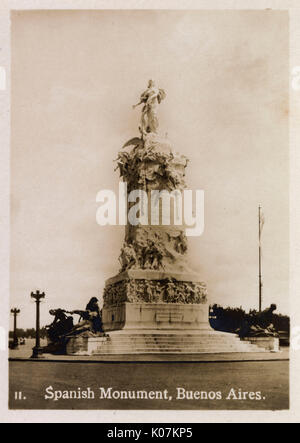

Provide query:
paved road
left=9, top=359, right=289, bottom=410
left=9, top=338, right=47, bottom=357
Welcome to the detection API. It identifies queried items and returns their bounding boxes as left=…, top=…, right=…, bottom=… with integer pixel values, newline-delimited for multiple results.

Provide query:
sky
left=10, top=10, right=289, bottom=329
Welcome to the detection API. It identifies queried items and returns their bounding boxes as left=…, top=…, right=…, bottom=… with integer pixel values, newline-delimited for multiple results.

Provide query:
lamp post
left=10, top=308, right=20, bottom=349
left=30, top=290, right=45, bottom=359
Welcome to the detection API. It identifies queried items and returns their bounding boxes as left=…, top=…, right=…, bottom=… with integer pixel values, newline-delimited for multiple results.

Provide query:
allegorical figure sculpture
left=85, top=297, right=103, bottom=333
left=132, top=79, right=166, bottom=135
left=46, top=309, right=74, bottom=344
left=44, top=298, right=105, bottom=353
left=238, top=304, right=279, bottom=338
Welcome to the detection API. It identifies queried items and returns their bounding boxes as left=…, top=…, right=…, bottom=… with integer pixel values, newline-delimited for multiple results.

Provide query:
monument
left=102, top=80, right=209, bottom=334
left=66, top=81, right=271, bottom=356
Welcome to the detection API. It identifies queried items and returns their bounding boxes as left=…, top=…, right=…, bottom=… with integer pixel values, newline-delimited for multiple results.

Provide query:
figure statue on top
left=133, top=80, right=166, bottom=136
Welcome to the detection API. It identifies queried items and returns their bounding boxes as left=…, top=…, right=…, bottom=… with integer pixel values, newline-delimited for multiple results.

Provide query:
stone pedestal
left=66, top=335, right=108, bottom=356
left=242, top=336, right=280, bottom=352
left=103, top=302, right=209, bottom=332
left=102, top=269, right=209, bottom=333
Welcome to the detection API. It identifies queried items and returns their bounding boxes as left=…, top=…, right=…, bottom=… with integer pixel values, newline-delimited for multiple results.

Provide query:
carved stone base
left=102, top=302, right=210, bottom=332
left=104, top=270, right=207, bottom=307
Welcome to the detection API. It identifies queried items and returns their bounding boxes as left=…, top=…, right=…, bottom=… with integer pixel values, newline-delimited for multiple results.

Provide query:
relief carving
left=103, top=278, right=207, bottom=307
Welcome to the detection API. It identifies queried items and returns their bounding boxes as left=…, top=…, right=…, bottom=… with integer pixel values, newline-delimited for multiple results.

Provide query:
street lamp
left=30, top=290, right=45, bottom=359
left=10, top=308, right=20, bottom=349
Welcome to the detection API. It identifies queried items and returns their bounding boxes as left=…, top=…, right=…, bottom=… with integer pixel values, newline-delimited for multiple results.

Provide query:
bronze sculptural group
left=44, top=297, right=105, bottom=353
left=237, top=304, right=279, bottom=338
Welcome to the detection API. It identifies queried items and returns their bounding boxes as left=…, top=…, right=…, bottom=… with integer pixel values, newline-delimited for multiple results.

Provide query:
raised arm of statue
left=132, top=99, right=144, bottom=109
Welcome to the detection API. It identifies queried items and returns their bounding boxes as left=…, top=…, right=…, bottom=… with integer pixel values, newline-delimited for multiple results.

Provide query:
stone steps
left=106, top=340, right=239, bottom=345
left=95, top=348, right=262, bottom=353
left=92, top=348, right=264, bottom=354
left=101, top=345, right=248, bottom=350
left=104, top=345, right=257, bottom=350
left=102, top=339, right=259, bottom=346
left=89, top=333, right=266, bottom=355
left=107, top=334, right=238, bottom=340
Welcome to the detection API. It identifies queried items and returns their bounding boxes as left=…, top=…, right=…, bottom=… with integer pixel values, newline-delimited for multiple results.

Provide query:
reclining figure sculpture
left=44, top=297, right=105, bottom=354
left=237, top=304, right=279, bottom=338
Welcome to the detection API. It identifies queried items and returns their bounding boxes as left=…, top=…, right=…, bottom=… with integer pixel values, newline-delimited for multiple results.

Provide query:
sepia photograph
left=7, top=8, right=290, bottom=414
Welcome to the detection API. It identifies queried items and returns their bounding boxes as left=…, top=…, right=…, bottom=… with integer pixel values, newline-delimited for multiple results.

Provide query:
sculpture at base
left=44, top=297, right=105, bottom=354
left=237, top=304, right=279, bottom=338
left=46, top=309, right=74, bottom=343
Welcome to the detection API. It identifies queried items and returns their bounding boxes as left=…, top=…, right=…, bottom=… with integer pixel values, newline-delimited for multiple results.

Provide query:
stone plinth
left=66, top=335, right=108, bottom=356
left=103, top=269, right=209, bottom=333
left=102, top=302, right=209, bottom=332
left=242, top=336, right=280, bottom=352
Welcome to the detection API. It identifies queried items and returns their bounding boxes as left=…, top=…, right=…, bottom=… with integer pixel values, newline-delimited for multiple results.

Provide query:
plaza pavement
left=9, top=340, right=289, bottom=410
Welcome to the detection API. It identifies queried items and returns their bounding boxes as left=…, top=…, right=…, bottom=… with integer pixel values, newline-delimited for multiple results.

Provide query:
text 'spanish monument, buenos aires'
left=67, top=81, right=270, bottom=357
